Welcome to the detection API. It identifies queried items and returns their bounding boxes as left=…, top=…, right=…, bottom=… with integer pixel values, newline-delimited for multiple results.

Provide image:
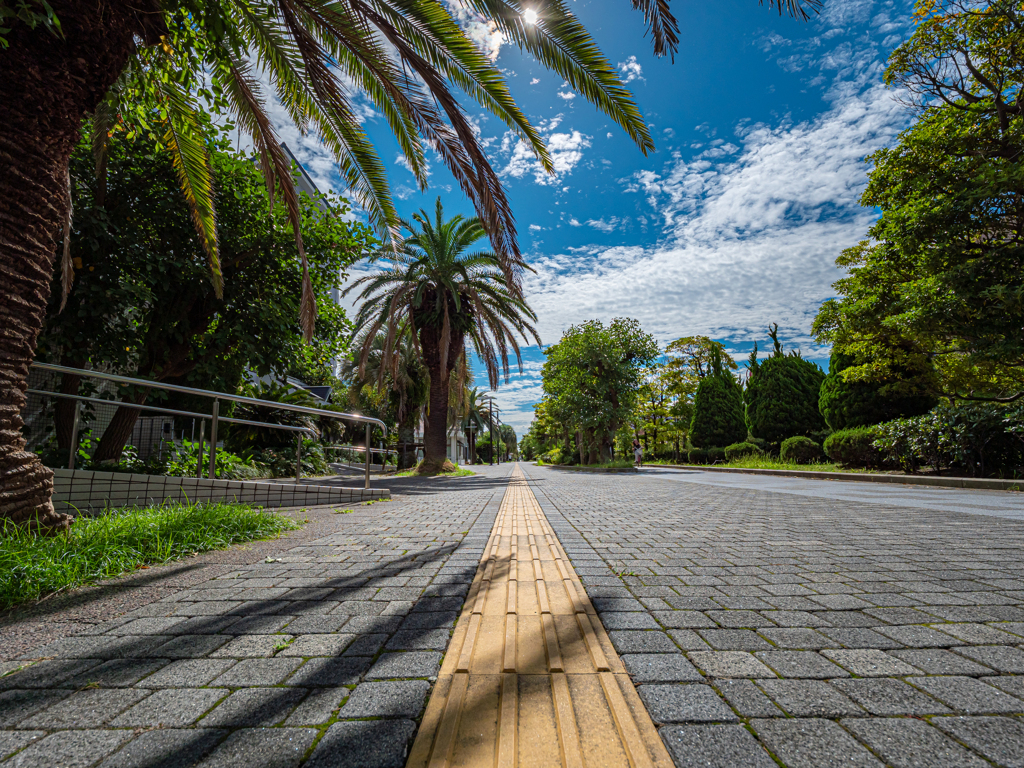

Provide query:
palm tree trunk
left=0, top=0, right=163, bottom=529
left=397, top=414, right=417, bottom=470
left=419, top=326, right=462, bottom=472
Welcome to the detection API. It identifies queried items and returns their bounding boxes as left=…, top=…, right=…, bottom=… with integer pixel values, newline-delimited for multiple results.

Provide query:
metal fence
left=24, top=363, right=386, bottom=489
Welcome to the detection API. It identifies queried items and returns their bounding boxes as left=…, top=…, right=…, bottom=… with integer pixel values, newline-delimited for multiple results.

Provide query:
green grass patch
left=650, top=455, right=873, bottom=472
left=0, top=502, right=298, bottom=610
left=395, top=466, right=475, bottom=478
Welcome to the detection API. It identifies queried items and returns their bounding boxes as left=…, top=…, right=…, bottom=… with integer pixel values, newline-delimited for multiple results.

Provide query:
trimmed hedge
left=687, top=447, right=726, bottom=465
left=779, top=436, right=823, bottom=464
left=746, top=355, right=826, bottom=444
left=823, top=426, right=884, bottom=468
left=818, top=352, right=936, bottom=430
left=724, top=442, right=762, bottom=461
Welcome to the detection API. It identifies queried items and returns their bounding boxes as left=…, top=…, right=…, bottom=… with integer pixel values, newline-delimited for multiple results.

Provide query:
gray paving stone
left=65, top=658, right=169, bottom=688
left=277, top=634, right=354, bottom=657
left=753, top=718, right=884, bottom=768
left=605, top=611, right=662, bottom=629
left=864, top=607, right=937, bottom=624
left=285, top=687, right=347, bottom=725
left=830, top=678, right=951, bottom=715
left=338, top=680, right=430, bottom=718
left=5, top=729, right=132, bottom=768
left=167, top=616, right=241, bottom=635
left=0, top=689, right=71, bottom=726
left=224, top=616, right=293, bottom=634
left=760, top=610, right=832, bottom=627
left=890, top=648, right=994, bottom=675
left=820, top=649, right=921, bottom=676
left=954, top=644, right=1024, bottom=673
left=620, top=653, right=703, bottom=682
left=139, top=659, right=236, bottom=687
left=154, top=634, right=232, bottom=658
left=714, top=679, right=783, bottom=717
left=637, top=684, right=738, bottom=723
left=31, top=634, right=173, bottom=659
left=688, top=651, right=777, bottom=679
left=366, top=652, right=442, bottom=680
left=758, top=628, right=841, bottom=650
left=288, top=656, right=373, bottom=686
left=342, top=632, right=388, bottom=656
left=608, top=630, right=678, bottom=654
left=0, top=658, right=102, bottom=689
left=659, top=724, right=776, bottom=768
left=197, top=727, right=317, bottom=768
left=873, top=625, right=965, bottom=648
left=814, top=610, right=884, bottom=627
left=99, top=729, right=228, bottom=768
left=305, top=719, right=417, bottom=768
left=110, top=688, right=227, bottom=726
left=384, top=629, right=451, bottom=650
left=397, top=612, right=456, bottom=630
left=667, top=629, right=711, bottom=651
left=755, top=679, right=863, bottom=717
left=819, top=627, right=903, bottom=649
left=199, top=687, right=307, bottom=726
left=935, top=622, right=1023, bottom=644
left=697, top=629, right=773, bottom=651
left=210, top=634, right=292, bottom=658
left=908, top=675, right=1024, bottom=714
left=932, top=715, right=1024, bottom=768
left=705, top=610, right=775, bottom=628
left=754, top=651, right=850, bottom=679
left=982, top=675, right=1024, bottom=699
left=283, top=616, right=349, bottom=634
left=0, top=730, right=44, bottom=759
left=842, top=717, right=990, bottom=768
left=209, top=657, right=303, bottom=686
left=19, top=687, right=149, bottom=728
left=106, top=617, right=186, bottom=635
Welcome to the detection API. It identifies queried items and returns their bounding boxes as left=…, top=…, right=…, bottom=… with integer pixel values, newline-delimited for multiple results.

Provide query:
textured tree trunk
left=419, top=326, right=462, bottom=473
left=92, top=398, right=147, bottom=463
left=54, top=364, right=85, bottom=452
left=0, top=0, right=162, bottom=529
left=397, top=414, right=417, bottom=470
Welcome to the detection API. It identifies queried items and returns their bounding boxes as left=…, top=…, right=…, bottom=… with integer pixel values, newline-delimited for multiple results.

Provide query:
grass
left=649, top=455, right=869, bottom=472
left=395, top=466, right=475, bottom=478
left=0, top=502, right=299, bottom=610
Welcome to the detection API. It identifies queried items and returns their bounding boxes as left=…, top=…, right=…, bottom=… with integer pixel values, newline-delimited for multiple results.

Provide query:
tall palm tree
left=340, top=322, right=428, bottom=470
left=2, top=0, right=819, bottom=526
left=346, top=199, right=541, bottom=472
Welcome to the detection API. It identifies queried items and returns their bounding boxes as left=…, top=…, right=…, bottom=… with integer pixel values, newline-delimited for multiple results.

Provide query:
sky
left=275, top=0, right=917, bottom=436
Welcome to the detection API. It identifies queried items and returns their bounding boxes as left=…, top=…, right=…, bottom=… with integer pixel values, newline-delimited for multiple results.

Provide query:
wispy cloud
left=618, top=55, right=645, bottom=83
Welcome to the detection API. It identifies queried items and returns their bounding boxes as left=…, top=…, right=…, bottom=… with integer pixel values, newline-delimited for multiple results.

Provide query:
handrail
left=29, top=363, right=386, bottom=489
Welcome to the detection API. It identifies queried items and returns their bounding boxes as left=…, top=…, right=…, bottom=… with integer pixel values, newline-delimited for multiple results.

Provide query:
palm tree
left=340, top=322, right=428, bottom=470
left=463, top=386, right=488, bottom=465
left=346, top=199, right=541, bottom=472
left=2, top=1, right=819, bottom=526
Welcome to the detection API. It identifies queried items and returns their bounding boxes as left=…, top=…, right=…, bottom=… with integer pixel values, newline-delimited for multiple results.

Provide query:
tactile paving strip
left=407, top=466, right=673, bottom=768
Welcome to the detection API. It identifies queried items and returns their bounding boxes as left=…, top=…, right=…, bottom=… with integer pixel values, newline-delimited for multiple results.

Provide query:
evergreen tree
left=818, top=352, right=936, bottom=430
left=689, top=349, right=747, bottom=448
left=745, top=325, right=826, bottom=444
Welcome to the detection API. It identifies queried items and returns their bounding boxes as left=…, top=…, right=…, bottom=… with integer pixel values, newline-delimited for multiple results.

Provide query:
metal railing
left=29, top=363, right=387, bottom=489
left=325, top=445, right=399, bottom=475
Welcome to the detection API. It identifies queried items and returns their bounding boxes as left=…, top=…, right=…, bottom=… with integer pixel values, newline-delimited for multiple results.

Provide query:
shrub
left=707, top=447, right=726, bottom=463
left=745, top=335, right=826, bottom=444
left=725, top=442, right=762, bottom=461
left=779, top=436, right=823, bottom=464
left=165, top=440, right=267, bottom=481
left=690, top=353, right=747, bottom=448
left=250, top=439, right=329, bottom=478
left=873, top=403, right=1023, bottom=476
left=687, top=448, right=707, bottom=465
left=818, top=352, right=936, bottom=430
left=823, top=427, right=884, bottom=468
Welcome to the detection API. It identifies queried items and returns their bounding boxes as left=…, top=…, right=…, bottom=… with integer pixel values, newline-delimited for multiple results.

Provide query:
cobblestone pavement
left=523, top=464, right=1024, bottom=768
left=0, top=468, right=511, bottom=768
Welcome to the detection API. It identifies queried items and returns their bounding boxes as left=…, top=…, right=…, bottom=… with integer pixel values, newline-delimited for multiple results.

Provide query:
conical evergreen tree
left=689, top=349, right=747, bottom=448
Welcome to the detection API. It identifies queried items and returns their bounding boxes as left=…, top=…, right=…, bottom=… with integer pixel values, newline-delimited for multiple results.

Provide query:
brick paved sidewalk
left=0, top=468, right=510, bottom=767
left=524, top=464, right=1024, bottom=768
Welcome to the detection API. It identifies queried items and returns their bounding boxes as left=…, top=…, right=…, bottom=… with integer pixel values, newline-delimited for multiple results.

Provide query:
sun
left=523, top=8, right=538, bottom=24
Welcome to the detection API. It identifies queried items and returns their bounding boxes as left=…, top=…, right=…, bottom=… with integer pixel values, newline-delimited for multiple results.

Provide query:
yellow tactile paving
left=407, top=466, right=674, bottom=768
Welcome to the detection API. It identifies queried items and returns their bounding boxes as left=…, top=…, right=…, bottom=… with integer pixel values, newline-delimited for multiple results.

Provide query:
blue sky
left=277, top=0, right=915, bottom=435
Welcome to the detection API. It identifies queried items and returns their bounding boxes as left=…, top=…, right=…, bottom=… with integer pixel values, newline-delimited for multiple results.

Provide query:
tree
left=345, top=199, right=540, bottom=473
left=339, top=323, right=428, bottom=470
left=38, top=126, right=368, bottom=466
left=813, top=0, right=1024, bottom=403
left=541, top=318, right=659, bottom=464
left=818, top=351, right=936, bottom=430
left=744, top=325, right=825, bottom=444
left=2, top=0, right=823, bottom=527
left=689, top=349, right=747, bottom=448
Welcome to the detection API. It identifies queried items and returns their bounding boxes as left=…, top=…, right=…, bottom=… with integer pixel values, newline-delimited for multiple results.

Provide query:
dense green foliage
left=688, top=447, right=726, bottom=465
left=744, top=327, right=825, bottom=445
left=724, top=442, right=762, bottom=461
left=823, top=427, right=885, bottom=468
left=818, top=352, right=936, bottom=430
left=873, top=403, right=1024, bottom=476
left=0, top=502, right=297, bottom=608
left=689, top=353, right=747, bottom=449
left=813, top=0, right=1024, bottom=401
left=542, top=318, right=659, bottom=464
left=780, top=436, right=824, bottom=464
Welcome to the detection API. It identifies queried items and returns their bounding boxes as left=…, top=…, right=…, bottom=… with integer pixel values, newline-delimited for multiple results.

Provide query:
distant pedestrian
left=633, top=439, right=643, bottom=468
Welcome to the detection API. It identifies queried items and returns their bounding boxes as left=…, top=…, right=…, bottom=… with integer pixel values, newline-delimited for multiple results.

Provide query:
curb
left=652, top=464, right=1023, bottom=492
left=542, top=464, right=639, bottom=474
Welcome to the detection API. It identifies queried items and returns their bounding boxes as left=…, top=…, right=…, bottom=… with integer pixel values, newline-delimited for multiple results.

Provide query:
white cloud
left=557, top=90, right=576, bottom=100
left=502, top=116, right=591, bottom=186
left=586, top=217, right=619, bottom=233
left=618, top=55, right=644, bottom=83
left=520, top=83, right=908, bottom=349
left=530, top=77, right=540, bottom=85
left=445, top=0, right=504, bottom=60
left=529, top=224, right=543, bottom=231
